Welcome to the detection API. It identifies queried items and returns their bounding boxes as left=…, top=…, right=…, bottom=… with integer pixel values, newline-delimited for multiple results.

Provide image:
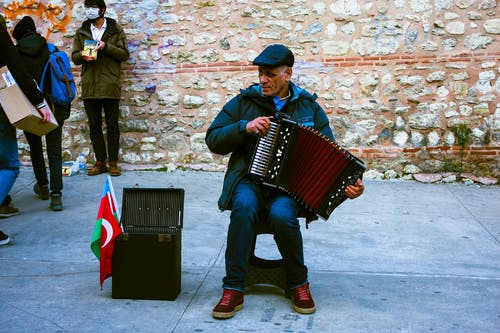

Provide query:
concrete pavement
left=1, top=166, right=499, bottom=333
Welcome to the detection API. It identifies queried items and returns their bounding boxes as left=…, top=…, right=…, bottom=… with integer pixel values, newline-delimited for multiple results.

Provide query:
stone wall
left=2, top=0, right=499, bottom=178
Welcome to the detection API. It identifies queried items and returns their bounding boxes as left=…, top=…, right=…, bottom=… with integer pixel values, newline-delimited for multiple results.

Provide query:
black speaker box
left=111, top=188, right=184, bottom=301
left=112, top=232, right=181, bottom=300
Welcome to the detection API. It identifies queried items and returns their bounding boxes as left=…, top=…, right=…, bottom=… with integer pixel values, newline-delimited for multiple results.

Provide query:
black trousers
left=84, top=99, right=120, bottom=163
left=24, top=120, right=65, bottom=195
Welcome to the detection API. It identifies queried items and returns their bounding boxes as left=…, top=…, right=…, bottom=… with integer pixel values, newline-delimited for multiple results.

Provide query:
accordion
left=248, top=118, right=366, bottom=220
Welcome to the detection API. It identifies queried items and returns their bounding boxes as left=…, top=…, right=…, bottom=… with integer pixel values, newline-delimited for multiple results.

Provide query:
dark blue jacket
left=205, top=81, right=335, bottom=211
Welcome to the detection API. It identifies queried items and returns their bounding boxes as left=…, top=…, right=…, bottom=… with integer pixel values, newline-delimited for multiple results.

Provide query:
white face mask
left=85, top=7, right=100, bottom=20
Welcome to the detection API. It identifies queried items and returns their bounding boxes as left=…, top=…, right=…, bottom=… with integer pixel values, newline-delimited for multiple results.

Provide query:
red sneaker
left=290, top=282, right=315, bottom=314
left=212, top=289, right=244, bottom=319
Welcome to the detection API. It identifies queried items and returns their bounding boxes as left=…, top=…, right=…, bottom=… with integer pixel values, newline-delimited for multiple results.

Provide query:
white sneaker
left=0, top=230, right=10, bottom=246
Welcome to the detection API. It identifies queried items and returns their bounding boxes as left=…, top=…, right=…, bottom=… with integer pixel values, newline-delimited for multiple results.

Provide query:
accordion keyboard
left=249, top=121, right=280, bottom=177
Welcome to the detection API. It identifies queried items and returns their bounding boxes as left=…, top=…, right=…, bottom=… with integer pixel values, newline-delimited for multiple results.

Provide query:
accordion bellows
left=249, top=118, right=366, bottom=220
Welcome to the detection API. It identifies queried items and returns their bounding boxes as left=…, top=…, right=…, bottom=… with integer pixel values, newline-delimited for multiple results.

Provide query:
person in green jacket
left=72, top=0, right=129, bottom=176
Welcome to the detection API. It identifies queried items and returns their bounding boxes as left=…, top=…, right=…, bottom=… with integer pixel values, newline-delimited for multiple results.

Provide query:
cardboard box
left=0, top=66, right=58, bottom=136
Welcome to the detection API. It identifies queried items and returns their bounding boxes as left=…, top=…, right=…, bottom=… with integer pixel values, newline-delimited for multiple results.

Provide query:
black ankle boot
left=34, top=183, right=50, bottom=200
left=50, top=193, right=63, bottom=211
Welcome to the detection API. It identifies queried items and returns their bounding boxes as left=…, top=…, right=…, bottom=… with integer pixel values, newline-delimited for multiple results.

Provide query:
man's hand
left=38, top=105, right=53, bottom=123
left=246, top=116, right=272, bottom=136
left=82, top=50, right=95, bottom=61
left=345, top=178, right=364, bottom=199
left=96, top=40, right=106, bottom=51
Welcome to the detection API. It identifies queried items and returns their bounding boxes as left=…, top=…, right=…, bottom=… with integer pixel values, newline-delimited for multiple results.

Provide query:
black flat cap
left=252, top=44, right=294, bottom=67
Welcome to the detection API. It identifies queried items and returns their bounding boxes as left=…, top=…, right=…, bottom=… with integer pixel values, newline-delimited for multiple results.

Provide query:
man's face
left=85, top=4, right=104, bottom=20
left=258, top=65, right=292, bottom=98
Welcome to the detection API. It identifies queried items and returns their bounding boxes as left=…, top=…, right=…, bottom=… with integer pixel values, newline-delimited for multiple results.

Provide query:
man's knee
left=268, top=209, right=299, bottom=231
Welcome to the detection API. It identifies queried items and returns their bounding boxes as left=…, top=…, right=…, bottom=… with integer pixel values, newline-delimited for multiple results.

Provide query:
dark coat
left=205, top=81, right=335, bottom=212
left=15, top=32, right=49, bottom=84
left=0, top=26, right=45, bottom=108
left=72, top=17, right=129, bottom=100
left=15, top=31, right=70, bottom=121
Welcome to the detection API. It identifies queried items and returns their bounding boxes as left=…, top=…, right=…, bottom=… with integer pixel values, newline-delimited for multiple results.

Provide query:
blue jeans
left=0, top=108, right=20, bottom=203
left=223, top=178, right=308, bottom=291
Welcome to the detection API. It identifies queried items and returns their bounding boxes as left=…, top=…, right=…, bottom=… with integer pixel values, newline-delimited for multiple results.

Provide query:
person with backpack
left=72, top=0, right=129, bottom=176
left=13, top=16, right=72, bottom=211
left=0, top=14, right=53, bottom=244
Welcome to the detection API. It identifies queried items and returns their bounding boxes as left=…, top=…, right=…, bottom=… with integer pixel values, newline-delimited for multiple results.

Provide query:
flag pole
left=107, top=175, right=121, bottom=221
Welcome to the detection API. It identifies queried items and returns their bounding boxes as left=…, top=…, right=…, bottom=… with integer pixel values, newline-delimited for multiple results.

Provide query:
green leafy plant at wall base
left=452, top=123, right=471, bottom=173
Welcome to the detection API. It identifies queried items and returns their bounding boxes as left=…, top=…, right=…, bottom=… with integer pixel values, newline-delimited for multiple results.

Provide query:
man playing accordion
left=205, top=44, right=364, bottom=319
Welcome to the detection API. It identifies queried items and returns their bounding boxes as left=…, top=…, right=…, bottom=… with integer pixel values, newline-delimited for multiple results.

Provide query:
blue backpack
left=40, top=43, right=76, bottom=106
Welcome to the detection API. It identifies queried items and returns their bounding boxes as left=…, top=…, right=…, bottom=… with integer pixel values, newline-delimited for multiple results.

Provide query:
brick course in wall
left=2, top=0, right=499, bottom=178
